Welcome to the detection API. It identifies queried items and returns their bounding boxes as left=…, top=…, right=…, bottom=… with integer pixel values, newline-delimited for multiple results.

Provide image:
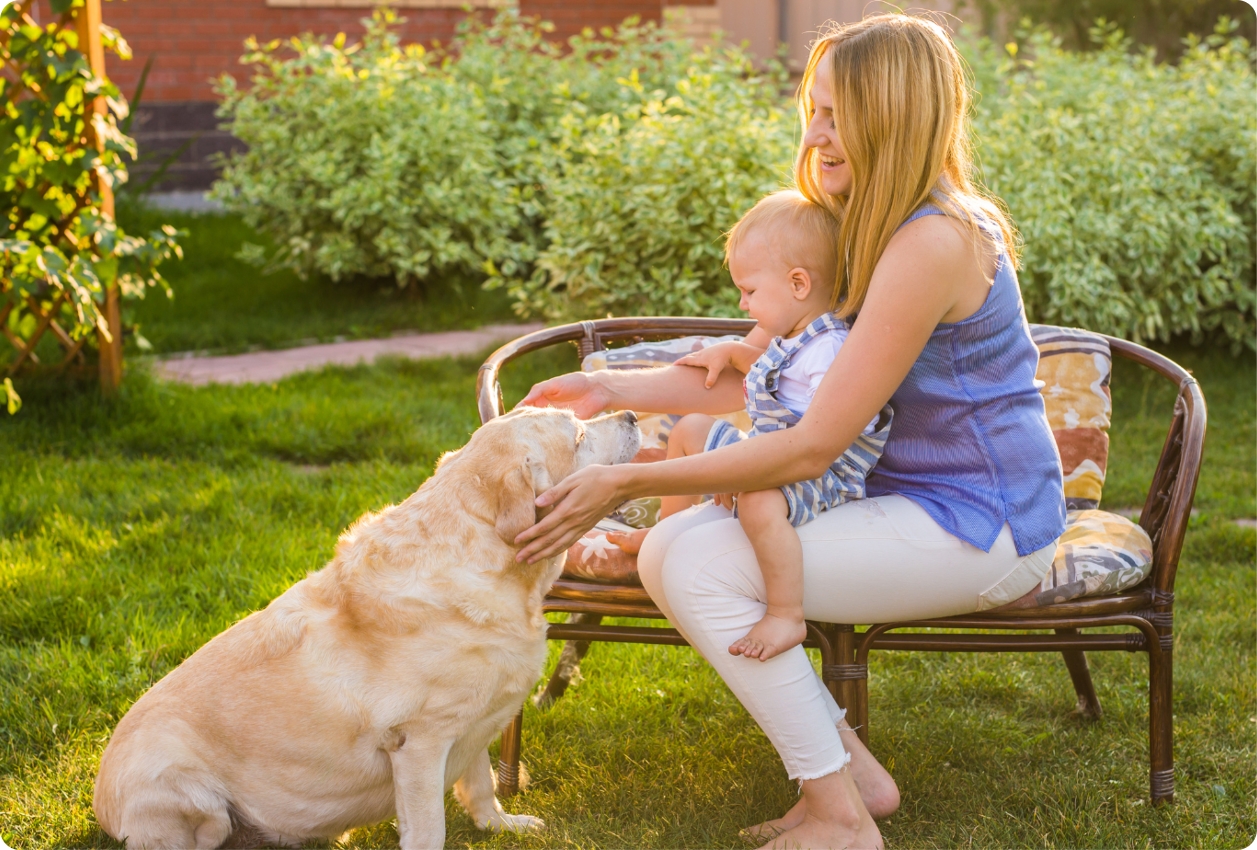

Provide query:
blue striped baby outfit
left=704, top=312, right=893, bottom=527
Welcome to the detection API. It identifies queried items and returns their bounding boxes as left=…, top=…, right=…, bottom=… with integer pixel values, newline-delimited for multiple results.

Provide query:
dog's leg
left=454, top=748, right=544, bottom=835
left=117, top=805, right=233, bottom=850
left=389, top=737, right=452, bottom=850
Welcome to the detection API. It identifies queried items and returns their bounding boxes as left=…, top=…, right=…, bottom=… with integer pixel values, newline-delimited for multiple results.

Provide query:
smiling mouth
left=820, top=156, right=844, bottom=168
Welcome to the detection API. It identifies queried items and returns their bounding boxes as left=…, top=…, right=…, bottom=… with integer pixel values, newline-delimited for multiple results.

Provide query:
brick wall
left=92, top=1, right=489, bottom=103
left=47, top=0, right=694, bottom=190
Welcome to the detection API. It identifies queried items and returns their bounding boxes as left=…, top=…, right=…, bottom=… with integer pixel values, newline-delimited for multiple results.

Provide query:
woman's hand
left=518, top=371, right=610, bottom=419
left=515, top=463, right=634, bottom=563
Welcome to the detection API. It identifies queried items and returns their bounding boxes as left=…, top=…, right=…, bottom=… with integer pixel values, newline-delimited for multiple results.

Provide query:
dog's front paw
left=483, top=812, right=545, bottom=834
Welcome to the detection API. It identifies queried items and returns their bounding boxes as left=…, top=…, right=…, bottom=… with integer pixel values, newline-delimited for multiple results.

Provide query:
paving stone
left=154, top=323, right=544, bottom=386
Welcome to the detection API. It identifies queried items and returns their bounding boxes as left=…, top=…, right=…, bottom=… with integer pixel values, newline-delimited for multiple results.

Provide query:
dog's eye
left=574, top=427, right=586, bottom=445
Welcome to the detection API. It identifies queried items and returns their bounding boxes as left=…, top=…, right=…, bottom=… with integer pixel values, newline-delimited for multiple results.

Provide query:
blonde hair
left=725, top=189, right=841, bottom=296
left=795, top=13, right=1019, bottom=317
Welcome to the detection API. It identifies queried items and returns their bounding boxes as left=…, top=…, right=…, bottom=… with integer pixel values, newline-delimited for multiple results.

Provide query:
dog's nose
left=623, top=410, right=638, bottom=426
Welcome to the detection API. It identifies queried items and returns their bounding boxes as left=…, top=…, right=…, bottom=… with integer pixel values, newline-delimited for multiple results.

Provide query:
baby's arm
left=676, top=341, right=767, bottom=388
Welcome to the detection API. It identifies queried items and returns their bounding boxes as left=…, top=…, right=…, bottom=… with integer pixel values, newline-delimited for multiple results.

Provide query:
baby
left=613, top=190, right=890, bottom=661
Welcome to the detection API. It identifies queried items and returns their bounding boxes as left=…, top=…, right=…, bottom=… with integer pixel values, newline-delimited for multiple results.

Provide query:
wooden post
left=75, top=0, right=122, bottom=394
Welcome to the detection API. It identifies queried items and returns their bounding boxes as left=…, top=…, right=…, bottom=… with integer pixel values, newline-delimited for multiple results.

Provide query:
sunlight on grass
left=0, top=344, right=1251, bottom=848
left=115, top=204, right=521, bottom=356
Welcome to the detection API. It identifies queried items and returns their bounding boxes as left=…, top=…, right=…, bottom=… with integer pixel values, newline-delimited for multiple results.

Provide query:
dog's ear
left=495, top=458, right=554, bottom=546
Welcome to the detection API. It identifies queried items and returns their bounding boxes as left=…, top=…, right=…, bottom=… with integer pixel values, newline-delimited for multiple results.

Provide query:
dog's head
left=459, top=407, right=641, bottom=545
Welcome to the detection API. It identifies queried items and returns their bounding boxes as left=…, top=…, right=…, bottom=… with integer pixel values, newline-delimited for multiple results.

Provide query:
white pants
left=637, top=495, right=1057, bottom=781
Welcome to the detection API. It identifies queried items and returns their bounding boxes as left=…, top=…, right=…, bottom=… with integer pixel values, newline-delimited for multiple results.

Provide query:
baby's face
left=728, top=236, right=810, bottom=338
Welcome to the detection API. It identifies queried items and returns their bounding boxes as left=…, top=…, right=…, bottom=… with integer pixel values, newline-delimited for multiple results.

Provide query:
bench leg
left=1149, top=636, right=1174, bottom=804
left=497, top=709, right=524, bottom=797
left=817, top=624, right=869, bottom=746
left=534, top=613, right=603, bottom=709
left=1055, top=629, right=1102, bottom=719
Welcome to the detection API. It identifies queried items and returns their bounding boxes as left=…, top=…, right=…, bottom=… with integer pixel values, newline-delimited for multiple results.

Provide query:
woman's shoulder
left=881, top=212, right=986, bottom=284
left=881, top=205, right=1000, bottom=324
left=891, top=208, right=976, bottom=255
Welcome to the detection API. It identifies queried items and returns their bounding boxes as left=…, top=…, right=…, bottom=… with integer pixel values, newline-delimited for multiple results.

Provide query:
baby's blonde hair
left=725, top=190, right=840, bottom=295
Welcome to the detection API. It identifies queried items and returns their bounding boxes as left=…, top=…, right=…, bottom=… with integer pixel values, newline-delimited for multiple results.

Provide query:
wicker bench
left=476, top=317, right=1206, bottom=806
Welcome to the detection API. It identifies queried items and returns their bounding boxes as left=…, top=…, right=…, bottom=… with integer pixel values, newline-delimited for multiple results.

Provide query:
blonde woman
left=517, top=14, right=1065, bottom=849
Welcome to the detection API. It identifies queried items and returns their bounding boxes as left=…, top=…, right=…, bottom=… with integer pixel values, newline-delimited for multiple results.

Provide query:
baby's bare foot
left=729, top=613, right=808, bottom=661
left=606, top=528, right=649, bottom=555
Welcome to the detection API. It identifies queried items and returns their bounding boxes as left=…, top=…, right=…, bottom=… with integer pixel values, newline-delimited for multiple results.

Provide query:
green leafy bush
left=214, top=10, right=1253, bottom=349
left=1, top=0, right=180, bottom=396
left=212, top=10, right=726, bottom=286
left=511, top=60, right=794, bottom=320
left=965, top=22, right=1255, bottom=349
left=212, top=13, right=518, bottom=285
left=444, top=14, right=704, bottom=280
left=960, top=0, right=1254, bottom=59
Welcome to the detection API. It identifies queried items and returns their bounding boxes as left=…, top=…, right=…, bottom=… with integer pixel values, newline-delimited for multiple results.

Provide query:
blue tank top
left=863, top=203, right=1066, bottom=555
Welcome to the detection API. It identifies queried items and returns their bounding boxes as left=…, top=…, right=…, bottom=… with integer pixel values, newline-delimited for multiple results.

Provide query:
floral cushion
left=565, top=519, right=642, bottom=585
left=562, top=329, right=1152, bottom=604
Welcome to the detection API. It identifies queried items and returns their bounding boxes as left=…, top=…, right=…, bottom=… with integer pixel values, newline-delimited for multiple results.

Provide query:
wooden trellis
left=1, top=0, right=122, bottom=393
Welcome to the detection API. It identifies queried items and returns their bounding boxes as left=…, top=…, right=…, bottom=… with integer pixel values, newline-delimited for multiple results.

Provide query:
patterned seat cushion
left=565, top=519, right=643, bottom=585
left=1032, top=509, right=1154, bottom=605
left=561, top=327, right=1154, bottom=601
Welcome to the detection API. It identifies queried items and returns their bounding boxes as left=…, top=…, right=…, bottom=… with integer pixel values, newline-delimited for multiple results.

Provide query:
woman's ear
left=788, top=267, right=813, bottom=301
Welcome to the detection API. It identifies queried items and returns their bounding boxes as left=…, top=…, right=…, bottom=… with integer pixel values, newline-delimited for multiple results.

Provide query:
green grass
left=115, top=202, right=520, bottom=355
left=0, top=342, right=1252, bottom=848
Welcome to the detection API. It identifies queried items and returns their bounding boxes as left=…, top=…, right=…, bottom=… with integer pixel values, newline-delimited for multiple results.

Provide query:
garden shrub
left=510, top=60, right=794, bottom=320
left=212, top=10, right=740, bottom=287
left=965, top=22, right=1255, bottom=349
left=1, top=0, right=180, bottom=399
left=962, top=0, right=1254, bottom=59
left=445, top=14, right=705, bottom=280
left=214, top=10, right=1253, bottom=350
left=212, top=13, right=519, bottom=286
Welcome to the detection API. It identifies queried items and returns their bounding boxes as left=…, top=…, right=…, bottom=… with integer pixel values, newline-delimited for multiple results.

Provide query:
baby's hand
left=676, top=342, right=742, bottom=389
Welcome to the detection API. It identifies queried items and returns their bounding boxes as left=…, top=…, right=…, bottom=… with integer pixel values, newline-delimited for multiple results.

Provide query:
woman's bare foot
left=741, top=719, right=899, bottom=840
left=740, top=796, right=804, bottom=842
left=759, top=769, right=882, bottom=850
left=606, top=528, right=649, bottom=555
left=729, top=613, right=808, bottom=661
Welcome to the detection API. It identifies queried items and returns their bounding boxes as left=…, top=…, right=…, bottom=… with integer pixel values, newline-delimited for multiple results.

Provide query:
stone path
left=154, top=322, right=544, bottom=386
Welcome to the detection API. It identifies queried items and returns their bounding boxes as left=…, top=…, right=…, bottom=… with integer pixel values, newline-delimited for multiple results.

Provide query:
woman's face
left=803, top=53, right=851, bottom=197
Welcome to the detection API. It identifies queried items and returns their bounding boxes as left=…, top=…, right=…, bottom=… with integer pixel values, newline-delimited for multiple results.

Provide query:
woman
left=516, top=14, right=1066, bottom=849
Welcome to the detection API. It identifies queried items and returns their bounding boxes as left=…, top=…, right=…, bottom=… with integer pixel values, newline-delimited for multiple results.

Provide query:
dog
left=94, top=406, right=641, bottom=849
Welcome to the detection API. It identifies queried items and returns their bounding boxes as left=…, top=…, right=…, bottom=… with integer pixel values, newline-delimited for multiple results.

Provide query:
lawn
left=115, top=203, right=520, bottom=355
left=0, top=247, right=1253, bottom=845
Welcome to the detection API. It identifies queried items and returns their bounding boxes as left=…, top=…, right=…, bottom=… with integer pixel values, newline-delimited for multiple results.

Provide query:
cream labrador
left=94, top=407, right=640, bottom=850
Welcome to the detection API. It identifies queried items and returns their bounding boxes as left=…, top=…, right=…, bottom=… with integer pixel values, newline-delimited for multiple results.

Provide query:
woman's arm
left=515, top=217, right=984, bottom=561
left=517, top=360, right=747, bottom=418
left=518, top=326, right=775, bottom=417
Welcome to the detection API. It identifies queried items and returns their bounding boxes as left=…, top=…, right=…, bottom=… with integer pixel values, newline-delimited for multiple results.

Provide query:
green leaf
left=2, top=378, right=21, bottom=415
